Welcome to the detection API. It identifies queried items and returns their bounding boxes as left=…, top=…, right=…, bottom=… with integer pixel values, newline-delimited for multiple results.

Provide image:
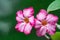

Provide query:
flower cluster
left=15, top=7, right=58, bottom=36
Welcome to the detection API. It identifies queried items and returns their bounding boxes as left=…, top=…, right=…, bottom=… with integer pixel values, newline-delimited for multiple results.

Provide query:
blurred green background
left=0, top=0, right=60, bottom=40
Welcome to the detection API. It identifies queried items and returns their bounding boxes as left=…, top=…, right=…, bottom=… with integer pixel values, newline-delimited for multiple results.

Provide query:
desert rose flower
left=35, top=9, right=58, bottom=36
left=15, top=7, right=34, bottom=35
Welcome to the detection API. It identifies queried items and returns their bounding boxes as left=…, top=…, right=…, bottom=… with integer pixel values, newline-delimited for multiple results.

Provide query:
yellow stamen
left=24, top=18, right=29, bottom=23
left=42, top=20, right=47, bottom=26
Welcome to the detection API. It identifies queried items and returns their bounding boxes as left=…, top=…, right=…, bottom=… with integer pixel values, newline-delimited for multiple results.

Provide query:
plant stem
left=45, top=35, right=50, bottom=40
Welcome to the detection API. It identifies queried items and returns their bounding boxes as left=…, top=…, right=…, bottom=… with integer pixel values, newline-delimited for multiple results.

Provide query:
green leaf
left=47, top=0, right=60, bottom=12
left=56, top=0, right=59, bottom=1
left=51, top=32, right=60, bottom=40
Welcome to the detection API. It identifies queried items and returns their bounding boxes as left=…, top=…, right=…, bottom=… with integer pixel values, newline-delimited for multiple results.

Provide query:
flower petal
left=36, top=27, right=46, bottom=36
left=46, top=24, right=56, bottom=35
left=35, top=19, right=41, bottom=28
left=16, top=10, right=24, bottom=19
left=36, top=9, right=47, bottom=21
left=15, top=22, right=26, bottom=32
left=24, top=23, right=32, bottom=35
left=16, top=16, right=23, bottom=22
left=48, top=29, right=55, bottom=35
left=46, top=14, right=58, bottom=23
left=23, top=7, right=34, bottom=17
left=47, top=24, right=56, bottom=31
left=29, top=16, right=34, bottom=26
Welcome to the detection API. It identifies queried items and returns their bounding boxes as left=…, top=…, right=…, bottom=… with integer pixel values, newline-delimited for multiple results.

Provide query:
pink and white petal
left=40, top=9, right=48, bottom=14
left=23, top=7, right=34, bottom=17
left=16, top=16, right=23, bottom=22
left=36, top=9, right=47, bottom=21
left=35, top=19, right=41, bottom=28
left=15, top=22, right=26, bottom=32
left=46, top=14, right=58, bottom=23
left=46, top=24, right=56, bottom=32
left=47, top=29, right=55, bottom=35
left=24, top=23, right=32, bottom=35
left=36, top=27, right=46, bottom=36
left=46, top=24, right=56, bottom=35
left=16, top=10, right=24, bottom=19
left=29, top=16, right=34, bottom=26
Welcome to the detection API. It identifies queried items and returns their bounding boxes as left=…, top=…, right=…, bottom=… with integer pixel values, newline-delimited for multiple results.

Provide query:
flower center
left=41, top=20, right=47, bottom=26
left=24, top=17, right=29, bottom=23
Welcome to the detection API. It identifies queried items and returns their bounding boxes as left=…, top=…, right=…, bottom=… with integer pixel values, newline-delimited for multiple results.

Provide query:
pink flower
left=15, top=7, right=34, bottom=35
left=35, top=9, right=58, bottom=36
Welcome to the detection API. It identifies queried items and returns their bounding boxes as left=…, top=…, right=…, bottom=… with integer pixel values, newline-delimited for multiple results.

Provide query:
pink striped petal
left=47, top=24, right=56, bottom=31
left=24, top=23, right=32, bottom=35
left=46, top=24, right=56, bottom=35
left=46, top=14, right=58, bottom=23
left=35, top=19, right=41, bottom=28
left=23, top=7, right=34, bottom=17
left=29, top=16, right=34, bottom=26
left=36, top=9, right=47, bottom=21
left=16, top=16, right=23, bottom=22
left=36, top=27, right=46, bottom=36
left=16, top=10, right=24, bottom=19
left=48, top=29, right=55, bottom=35
left=15, top=22, right=26, bottom=32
